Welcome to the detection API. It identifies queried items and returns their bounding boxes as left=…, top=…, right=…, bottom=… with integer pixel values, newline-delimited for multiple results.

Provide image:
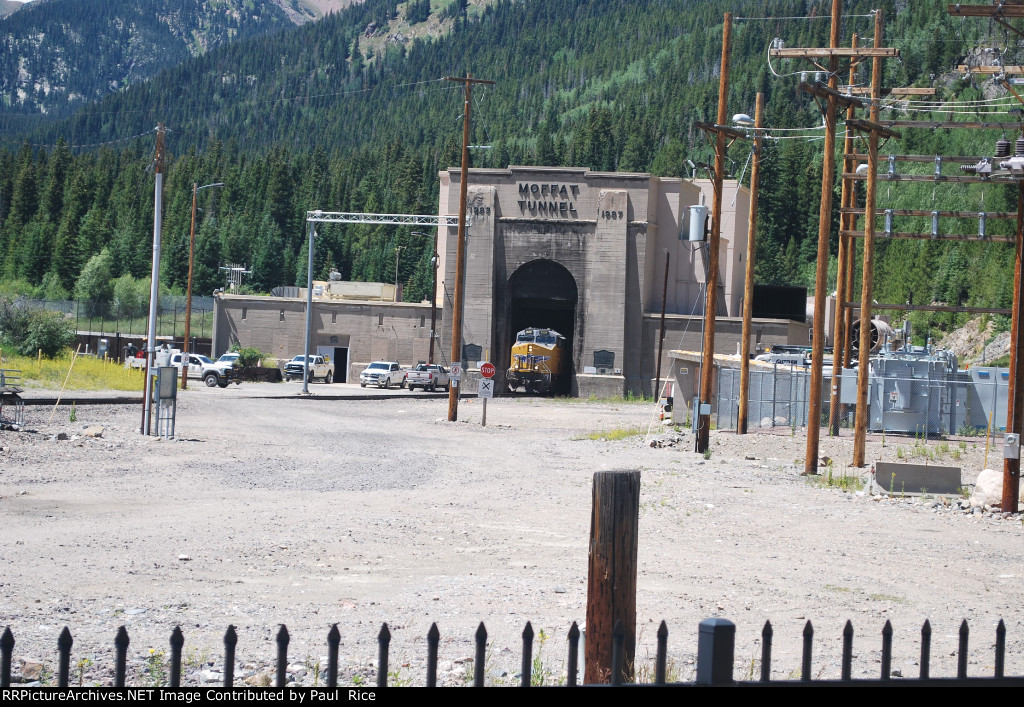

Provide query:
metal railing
left=1, top=616, right=1019, bottom=687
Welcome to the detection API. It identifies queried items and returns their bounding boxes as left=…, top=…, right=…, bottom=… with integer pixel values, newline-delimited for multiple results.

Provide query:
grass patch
left=1, top=350, right=145, bottom=391
left=808, top=465, right=865, bottom=493
left=576, top=426, right=646, bottom=441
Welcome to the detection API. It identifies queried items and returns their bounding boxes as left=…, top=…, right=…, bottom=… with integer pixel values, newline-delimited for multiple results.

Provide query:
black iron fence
left=2, top=617, right=1021, bottom=687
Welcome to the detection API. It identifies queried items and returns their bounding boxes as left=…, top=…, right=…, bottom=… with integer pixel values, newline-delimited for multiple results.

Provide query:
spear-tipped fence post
left=655, top=621, right=668, bottom=685
left=474, top=623, right=487, bottom=687
left=275, top=625, right=289, bottom=687
left=920, top=620, right=931, bottom=679
left=426, top=623, right=439, bottom=687
left=760, top=621, right=772, bottom=682
left=566, top=622, right=580, bottom=687
left=880, top=620, right=892, bottom=680
left=996, top=619, right=1006, bottom=678
left=223, top=626, right=237, bottom=687
left=327, top=625, right=340, bottom=688
left=801, top=621, right=813, bottom=682
left=1, top=627, right=13, bottom=687
left=841, top=620, right=853, bottom=680
left=57, top=627, right=72, bottom=688
left=169, top=626, right=184, bottom=688
left=958, top=620, right=969, bottom=678
left=521, top=622, right=534, bottom=687
left=114, top=626, right=129, bottom=687
left=377, top=623, right=390, bottom=688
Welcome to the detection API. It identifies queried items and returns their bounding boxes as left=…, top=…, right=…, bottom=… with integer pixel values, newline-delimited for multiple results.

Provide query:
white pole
left=302, top=220, right=315, bottom=394
left=143, top=124, right=164, bottom=434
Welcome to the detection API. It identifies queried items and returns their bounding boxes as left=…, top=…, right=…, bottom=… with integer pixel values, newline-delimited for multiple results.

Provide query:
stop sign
left=480, top=361, right=495, bottom=378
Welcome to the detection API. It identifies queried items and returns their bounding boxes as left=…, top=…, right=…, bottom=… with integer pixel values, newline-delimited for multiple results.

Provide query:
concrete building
left=436, top=166, right=806, bottom=396
left=212, top=166, right=808, bottom=395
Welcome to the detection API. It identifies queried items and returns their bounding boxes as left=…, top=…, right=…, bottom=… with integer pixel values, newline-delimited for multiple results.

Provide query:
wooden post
left=585, top=470, right=640, bottom=684
left=444, top=74, right=494, bottom=422
left=853, top=11, right=885, bottom=467
left=804, top=0, right=842, bottom=475
left=696, top=12, right=732, bottom=454
left=738, top=92, right=764, bottom=435
left=1003, top=179, right=1024, bottom=512
left=829, top=35, right=860, bottom=435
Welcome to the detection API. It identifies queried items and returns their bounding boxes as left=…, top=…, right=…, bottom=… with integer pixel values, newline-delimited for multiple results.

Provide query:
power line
left=0, top=126, right=157, bottom=150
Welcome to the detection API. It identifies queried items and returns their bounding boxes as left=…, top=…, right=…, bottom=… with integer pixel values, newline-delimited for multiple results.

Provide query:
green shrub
left=20, top=309, right=76, bottom=357
left=229, top=343, right=268, bottom=368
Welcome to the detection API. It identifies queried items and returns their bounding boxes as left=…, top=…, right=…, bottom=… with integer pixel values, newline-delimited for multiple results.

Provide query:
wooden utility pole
left=444, top=74, right=494, bottom=422
left=853, top=11, right=886, bottom=468
left=1004, top=181, right=1024, bottom=512
left=828, top=35, right=860, bottom=434
left=655, top=251, right=670, bottom=400
left=737, top=92, right=764, bottom=435
left=695, top=12, right=732, bottom=454
left=142, top=123, right=165, bottom=435
left=584, top=470, right=640, bottom=684
left=803, top=0, right=843, bottom=475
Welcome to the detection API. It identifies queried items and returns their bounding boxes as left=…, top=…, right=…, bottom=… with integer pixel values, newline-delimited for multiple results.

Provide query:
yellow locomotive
left=506, top=327, right=567, bottom=394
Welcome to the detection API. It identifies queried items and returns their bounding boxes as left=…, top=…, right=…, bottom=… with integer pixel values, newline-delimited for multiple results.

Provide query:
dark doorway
left=332, top=347, right=349, bottom=382
left=507, top=260, right=578, bottom=395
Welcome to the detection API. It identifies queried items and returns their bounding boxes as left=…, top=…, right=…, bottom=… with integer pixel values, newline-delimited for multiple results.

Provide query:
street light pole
left=302, top=218, right=317, bottom=395
left=181, top=181, right=224, bottom=390
left=412, top=231, right=439, bottom=363
left=394, top=244, right=406, bottom=302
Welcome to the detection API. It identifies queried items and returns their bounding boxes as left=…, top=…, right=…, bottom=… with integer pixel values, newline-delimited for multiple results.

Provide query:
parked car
left=359, top=361, right=405, bottom=388
left=405, top=363, right=450, bottom=392
left=284, top=354, right=335, bottom=383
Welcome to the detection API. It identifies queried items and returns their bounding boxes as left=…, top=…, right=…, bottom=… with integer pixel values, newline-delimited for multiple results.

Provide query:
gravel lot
left=2, top=383, right=1023, bottom=686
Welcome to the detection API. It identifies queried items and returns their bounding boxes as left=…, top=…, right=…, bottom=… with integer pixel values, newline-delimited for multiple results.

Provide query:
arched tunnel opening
left=507, top=259, right=578, bottom=395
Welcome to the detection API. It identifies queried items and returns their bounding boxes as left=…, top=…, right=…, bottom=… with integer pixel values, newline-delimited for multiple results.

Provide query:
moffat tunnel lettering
left=518, top=182, right=579, bottom=216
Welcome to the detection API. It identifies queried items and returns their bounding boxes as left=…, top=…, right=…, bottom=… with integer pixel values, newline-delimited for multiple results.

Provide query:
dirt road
left=1, top=385, right=1021, bottom=685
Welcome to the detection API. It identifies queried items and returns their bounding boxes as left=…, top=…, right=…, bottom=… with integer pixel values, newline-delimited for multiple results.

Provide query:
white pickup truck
left=359, top=361, right=405, bottom=388
left=284, top=354, right=335, bottom=383
left=404, top=363, right=450, bottom=392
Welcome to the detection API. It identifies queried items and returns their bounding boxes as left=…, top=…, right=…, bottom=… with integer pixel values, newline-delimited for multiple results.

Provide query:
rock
left=56, top=432, right=69, bottom=441
left=971, top=468, right=1022, bottom=508
left=19, top=660, right=43, bottom=681
left=244, top=671, right=272, bottom=687
left=178, top=554, right=191, bottom=561
left=200, top=669, right=222, bottom=683
left=760, top=417, right=773, bottom=428
left=774, top=416, right=788, bottom=426
left=82, top=426, right=104, bottom=438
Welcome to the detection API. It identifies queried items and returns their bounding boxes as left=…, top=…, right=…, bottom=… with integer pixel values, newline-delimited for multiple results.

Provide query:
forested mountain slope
left=0, top=0, right=296, bottom=120
left=0, top=0, right=1016, bottom=341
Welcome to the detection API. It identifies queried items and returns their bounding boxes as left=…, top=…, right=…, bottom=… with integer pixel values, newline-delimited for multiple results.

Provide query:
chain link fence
left=13, top=297, right=214, bottom=340
left=717, top=363, right=1008, bottom=439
